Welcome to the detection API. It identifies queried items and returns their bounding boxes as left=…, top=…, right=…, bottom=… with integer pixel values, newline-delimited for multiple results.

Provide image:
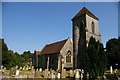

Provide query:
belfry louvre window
left=66, top=51, right=71, bottom=63
left=91, top=22, right=95, bottom=33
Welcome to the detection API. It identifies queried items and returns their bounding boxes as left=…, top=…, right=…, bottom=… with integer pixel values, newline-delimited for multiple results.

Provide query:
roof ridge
left=46, top=38, right=68, bottom=46
left=41, top=38, right=69, bottom=54
left=72, top=7, right=99, bottom=20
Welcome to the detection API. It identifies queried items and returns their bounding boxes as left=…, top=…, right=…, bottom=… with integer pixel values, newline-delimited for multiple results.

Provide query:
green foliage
left=38, top=54, right=46, bottom=69
left=21, top=51, right=33, bottom=62
left=106, top=38, right=120, bottom=69
left=2, top=39, right=33, bottom=69
left=82, top=37, right=107, bottom=79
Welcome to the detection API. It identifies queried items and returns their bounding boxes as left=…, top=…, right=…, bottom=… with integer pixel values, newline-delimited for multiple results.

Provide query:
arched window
left=66, top=51, right=71, bottom=63
left=91, top=22, right=95, bottom=33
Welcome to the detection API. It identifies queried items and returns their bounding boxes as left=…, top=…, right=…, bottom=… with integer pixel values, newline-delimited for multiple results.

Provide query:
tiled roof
left=72, top=7, right=99, bottom=20
left=35, top=51, right=41, bottom=57
left=41, top=39, right=68, bottom=54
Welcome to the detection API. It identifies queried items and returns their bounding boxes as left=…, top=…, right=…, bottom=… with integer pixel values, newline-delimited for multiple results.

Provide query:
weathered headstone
left=44, top=69, right=49, bottom=78
left=110, top=66, right=113, bottom=73
left=39, top=68, right=42, bottom=72
left=78, top=69, right=81, bottom=72
left=58, top=73, right=60, bottom=78
left=62, top=69, right=66, bottom=78
left=81, top=73, right=83, bottom=80
left=81, top=69, right=84, bottom=80
left=15, top=69, right=20, bottom=76
left=86, top=72, right=89, bottom=80
left=81, top=69, right=84, bottom=74
left=35, top=69, right=39, bottom=77
left=9, top=68, right=14, bottom=76
left=31, top=66, right=34, bottom=69
left=114, top=69, right=118, bottom=73
left=51, top=70, right=56, bottom=78
left=26, top=67, right=28, bottom=70
left=4, top=67, right=6, bottom=71
left=28, top=67, right=31, bottom=70
left=32, top=69, right=35, bottom=74
left=19, top=67, right=22, bottom=70
left=1, top=66, right=3, bottom=73
left=22, top=66, right=25, bottom=70
left=75, top=69, right=80, bottom=78
left=70, top=70, right=73, bottom=77
left=15, top=65, right=18, bottom=69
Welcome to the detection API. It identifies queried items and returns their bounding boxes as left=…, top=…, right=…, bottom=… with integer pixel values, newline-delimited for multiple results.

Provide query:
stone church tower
left=72, top=7, right=101, bottom=69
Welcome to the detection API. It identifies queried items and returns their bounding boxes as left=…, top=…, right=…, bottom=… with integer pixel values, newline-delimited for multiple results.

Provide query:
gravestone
left=35, top=69, right=39, bottom=77
left=62, top=69, right=66, bottom=78
left=70, top=70, right=73, bottom=77
left=28, top=67, right=31, bottom=70
left=32, top=69, right=35, bottom=74
left=75, top=69, right=80, bottom=78
left=19, top=67, right=22, bottom=70
left=15, top=65, right=18, bottom=69
left=39, top=68, right=42, bottom=72
left=9, top=68, right=14, bottom=76
left=44, top=69, right=49, bottom=78
left=110, top=66, right=113, bottom=73
left=114, top=69, right=118, bottom=73
left=51, top=70, right=56, bottom=78
left=26, top=67, right=28, bottom=70
left=31, top=66, right=34, bottom=69
left=81, top=69, right=84, bottom=74
left=81, top=73, right=83, bottom=80
left=81, top=69, right=84, bottom=80
left=15, top=69, right=20, bottom=76
left=4, top=67, right=6, bottom=71
left=1, top=66, right=3, bottom=73
left=22, top=66, right=25, bottom=70
left=86, top=72, right=89, bottom=80
left=78, top=69, right=81, bottom=72
left=49, top=69, right=53, bottom=78
left=58, top=73, right=60, bottom=78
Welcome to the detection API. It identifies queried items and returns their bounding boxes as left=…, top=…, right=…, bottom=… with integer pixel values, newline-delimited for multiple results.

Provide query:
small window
left=66, top=51, right=71, bottom=63
left=91, top=22, right=95, bottom=33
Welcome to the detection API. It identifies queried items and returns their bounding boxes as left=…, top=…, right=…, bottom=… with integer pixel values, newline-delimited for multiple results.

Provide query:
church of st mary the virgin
left=32, top=7, right=101, bottom=70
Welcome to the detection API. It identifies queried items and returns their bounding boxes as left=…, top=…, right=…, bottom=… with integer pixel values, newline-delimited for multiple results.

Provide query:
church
left=32, top=7, right=101, bottom=70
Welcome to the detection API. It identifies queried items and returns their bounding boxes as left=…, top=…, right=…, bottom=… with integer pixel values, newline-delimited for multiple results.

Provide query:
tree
left=2, top=39, right=13, bottom=69
left=82, top=37, right=107, bottom=79
left=106, top=38, right=120, bottom=69
left=38, top=54, right=46, bottom=69
left=2, top=39, right=34, bottom=69
left=21, top=51, right=33, bottom=62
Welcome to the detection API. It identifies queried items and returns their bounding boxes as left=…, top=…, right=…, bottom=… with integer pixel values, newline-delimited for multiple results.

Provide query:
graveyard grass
left=3, top=69, right=120, bottom=78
